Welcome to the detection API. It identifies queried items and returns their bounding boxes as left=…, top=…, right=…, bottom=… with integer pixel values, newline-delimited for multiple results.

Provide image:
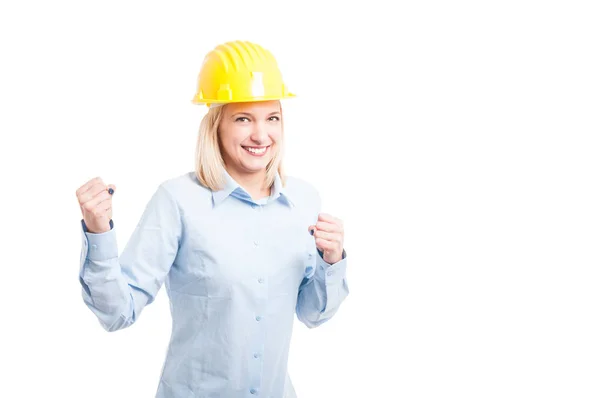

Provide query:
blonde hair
left=194, top=103, right=286, bottom=192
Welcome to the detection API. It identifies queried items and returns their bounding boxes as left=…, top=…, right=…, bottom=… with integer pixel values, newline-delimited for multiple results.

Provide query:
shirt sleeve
left=295, top=190, right=349, bottom=328
left=78, top=184, right=182, bottom=332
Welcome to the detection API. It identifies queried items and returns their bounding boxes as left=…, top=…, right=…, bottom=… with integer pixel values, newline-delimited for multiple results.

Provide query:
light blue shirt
left=78, top=170, right=349, bottom=397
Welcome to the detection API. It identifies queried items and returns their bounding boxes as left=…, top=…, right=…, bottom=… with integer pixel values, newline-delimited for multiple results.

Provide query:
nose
left=250, top=122, right=269, bottom=144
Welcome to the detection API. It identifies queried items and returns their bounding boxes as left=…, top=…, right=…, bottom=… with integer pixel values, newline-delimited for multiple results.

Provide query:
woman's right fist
left=76, top=177, right=116, bottom=234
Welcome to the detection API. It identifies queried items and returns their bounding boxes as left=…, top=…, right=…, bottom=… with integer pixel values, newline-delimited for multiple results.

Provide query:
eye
left=235, top=117, right=250, bottom=122
left=268, top=116, right=280, bottom=122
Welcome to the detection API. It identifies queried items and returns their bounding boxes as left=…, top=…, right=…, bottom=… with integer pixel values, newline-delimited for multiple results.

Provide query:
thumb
left=107, top=184, right=116, bottom=195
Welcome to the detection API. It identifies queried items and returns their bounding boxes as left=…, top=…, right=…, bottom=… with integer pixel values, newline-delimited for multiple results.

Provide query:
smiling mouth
left=242, top=145, right=270, bottom=156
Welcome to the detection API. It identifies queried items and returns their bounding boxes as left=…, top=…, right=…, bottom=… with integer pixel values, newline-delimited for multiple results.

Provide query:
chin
left=245, top=161, right=272, bottom=172
left=242, top=156, right=273, bottom=170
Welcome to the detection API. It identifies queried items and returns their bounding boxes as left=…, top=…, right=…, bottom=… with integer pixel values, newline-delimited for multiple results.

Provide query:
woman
left=76, top=40, right=349, bottom=397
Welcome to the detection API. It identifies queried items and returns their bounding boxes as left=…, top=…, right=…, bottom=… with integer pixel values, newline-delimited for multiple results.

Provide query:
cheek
left=269, top=128, right=283, bottom=142
left=221, top=127, right=246, bottom=148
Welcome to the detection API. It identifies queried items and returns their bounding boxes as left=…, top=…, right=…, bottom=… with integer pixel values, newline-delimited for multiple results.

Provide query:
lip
left=242, top=145, right=270, bottom=157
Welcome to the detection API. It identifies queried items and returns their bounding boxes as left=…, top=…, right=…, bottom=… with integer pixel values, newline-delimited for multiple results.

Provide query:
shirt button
left=254, top=240, right=259, bottom=247
left=255, top=315, right=262, bottom=321
left=91, top=244, right=97, bottom=251
left=327, top=270, right=333, bottom=276
left=258, top=278, right=264, bottom=284
left=253, top=353, right=260, bottom=358
left=250, top=388, right=257, bottom=394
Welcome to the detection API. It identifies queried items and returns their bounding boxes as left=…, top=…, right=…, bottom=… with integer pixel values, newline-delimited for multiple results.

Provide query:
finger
left=315, top=221, right=342, bottom=233
left=82, top=191, right=112, bottom=212
left=317, top=213, right=336, bottom=223
left=76, top=177, right=104, bottom=197
left=98, top=199, right=112, bottom=213
left=96, top=192, right=114, bottom=207
left=315, top=238, right=336, bottom=251
left=318, top=213, right=343, bottom=227
left=78, top=182, right=106, bottom=202
left=78, top=183, right=107, bottom=205
left=92, top=196, right=112, bottom=216
left=313, top=230, right=342, bottom=243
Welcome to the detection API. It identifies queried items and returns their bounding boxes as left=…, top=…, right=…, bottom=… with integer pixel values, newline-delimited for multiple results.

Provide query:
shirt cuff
left=315, top=249, right=347, bottom=285
left=81, top=219, right=118, bottom=261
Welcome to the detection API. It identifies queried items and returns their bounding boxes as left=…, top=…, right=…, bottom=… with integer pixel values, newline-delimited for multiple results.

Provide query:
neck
left=226, top=167, right=271, bottom=200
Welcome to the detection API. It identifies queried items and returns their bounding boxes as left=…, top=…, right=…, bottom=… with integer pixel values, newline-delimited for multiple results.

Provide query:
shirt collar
left=272, top=171, right=295, bottom=207
left=211, top=169, right=294, bottom=208
left=211, top=169, right=241, bottom=206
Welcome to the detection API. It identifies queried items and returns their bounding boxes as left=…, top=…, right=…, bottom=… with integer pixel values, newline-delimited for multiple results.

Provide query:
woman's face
left=218, top=100, right=282, bottom=177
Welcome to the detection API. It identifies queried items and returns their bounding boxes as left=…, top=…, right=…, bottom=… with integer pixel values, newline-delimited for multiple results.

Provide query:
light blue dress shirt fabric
left=79, top=170, right=349, bottom=397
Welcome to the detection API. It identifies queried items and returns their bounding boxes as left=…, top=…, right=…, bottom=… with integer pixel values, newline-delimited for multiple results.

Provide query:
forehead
left=225, top=100, right=281, bottom=114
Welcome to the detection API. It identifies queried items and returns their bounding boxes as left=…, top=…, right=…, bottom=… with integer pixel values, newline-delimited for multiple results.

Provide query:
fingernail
left=310, top=228, right=314, bottom=236
left=108, top=188, right=114, bottom=195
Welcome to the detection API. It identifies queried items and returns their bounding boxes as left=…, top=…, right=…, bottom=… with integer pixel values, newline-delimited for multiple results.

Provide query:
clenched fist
left=309, top=213, right=345, bottom=265
left=76, top=177, right=116, bottom=234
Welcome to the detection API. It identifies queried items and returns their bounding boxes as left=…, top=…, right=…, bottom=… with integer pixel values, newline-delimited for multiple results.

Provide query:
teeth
left=244, top=146, right=267, bottom=154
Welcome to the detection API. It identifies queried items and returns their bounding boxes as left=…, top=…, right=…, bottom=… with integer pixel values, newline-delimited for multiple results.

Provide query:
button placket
left=249, top=200, right=266, bottom=395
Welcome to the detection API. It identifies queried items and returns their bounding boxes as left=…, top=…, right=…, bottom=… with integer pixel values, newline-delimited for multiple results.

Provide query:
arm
left=295, top=248, right=349, bottom=328
left=78, top=184, right=181, bottom=332
left=295, top=191, right=349, bottom=328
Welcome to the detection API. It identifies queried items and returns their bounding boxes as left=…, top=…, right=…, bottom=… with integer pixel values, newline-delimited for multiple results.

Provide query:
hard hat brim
left=191, top=94, right=296, bottom=106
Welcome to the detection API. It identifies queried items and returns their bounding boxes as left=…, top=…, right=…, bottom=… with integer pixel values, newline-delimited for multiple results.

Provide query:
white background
left=1, top=0, right=599, bottom=397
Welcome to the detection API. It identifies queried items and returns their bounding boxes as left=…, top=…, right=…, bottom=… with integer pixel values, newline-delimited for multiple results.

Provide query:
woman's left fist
left=309, top=213, right=345, bottom=265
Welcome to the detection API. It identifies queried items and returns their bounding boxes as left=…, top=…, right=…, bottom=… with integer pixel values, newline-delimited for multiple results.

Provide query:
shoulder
left=155, top=171, right=213, bottom=206
left=159, top=171, right=206, bottom=191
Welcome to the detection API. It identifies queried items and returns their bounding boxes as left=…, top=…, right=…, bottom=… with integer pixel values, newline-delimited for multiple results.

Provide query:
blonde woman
left=75, top=41, right=349, bottom=397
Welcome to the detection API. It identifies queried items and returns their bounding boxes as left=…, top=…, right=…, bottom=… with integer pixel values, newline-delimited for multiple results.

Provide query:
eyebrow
left=232, top=112, right=252, bottom=118
left=231, top=111, right=281, bottom=118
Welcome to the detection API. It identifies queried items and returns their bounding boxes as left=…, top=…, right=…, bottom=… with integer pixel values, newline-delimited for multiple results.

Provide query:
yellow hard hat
left=192, top=40, right=295, bottom=107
